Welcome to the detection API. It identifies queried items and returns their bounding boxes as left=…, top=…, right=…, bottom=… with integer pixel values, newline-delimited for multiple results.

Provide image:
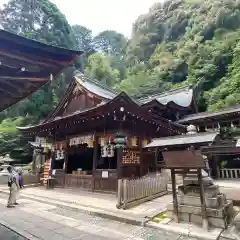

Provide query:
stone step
left=167, top=200, right=234, bottom=218
left=177, top=194, right=226, bottom=209
left=167, top=210, right=228, bottom=229
left=178, top=184, right=220, bottom=198
left=167, top=200, right=234, bottom=229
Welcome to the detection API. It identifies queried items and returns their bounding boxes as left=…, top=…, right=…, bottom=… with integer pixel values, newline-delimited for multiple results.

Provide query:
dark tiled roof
left=144, top=132, right=218, bottom=148
left=178, top=105, right=240, bottom=123
left=138, top=85, right=193, bottom=108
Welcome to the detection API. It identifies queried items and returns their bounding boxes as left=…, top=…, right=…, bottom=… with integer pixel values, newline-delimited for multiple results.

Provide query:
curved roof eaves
left=74, top=72, right=117, bottom=100
left=139, top=86, right=193, bottom=108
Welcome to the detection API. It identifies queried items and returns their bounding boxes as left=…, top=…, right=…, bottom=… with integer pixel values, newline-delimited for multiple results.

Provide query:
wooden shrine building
left=18, top=72, right=198, bottom=192
left=178, top=106, right=240, bottom=180
left=0, top=29, right=82, bottom=111
left=178, top=105, right=240, bottom=132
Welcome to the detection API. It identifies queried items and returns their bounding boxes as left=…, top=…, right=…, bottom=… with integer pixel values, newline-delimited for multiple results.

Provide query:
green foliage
left=2, top=0, right=240, bottom=157
left=0, top=117, right=34, bottom=160
left=120, top=0, right=240, bottom=111
left=85, top=52, right=120, bottom=87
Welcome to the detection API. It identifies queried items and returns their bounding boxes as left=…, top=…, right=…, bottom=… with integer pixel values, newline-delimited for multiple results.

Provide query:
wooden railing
left=117, top=172, right=168, bottom=209
left=218, top=168, right=240, bottom=179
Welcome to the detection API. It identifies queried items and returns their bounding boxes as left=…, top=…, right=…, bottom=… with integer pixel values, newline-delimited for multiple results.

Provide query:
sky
left=0, top=0, right=161, bottom=36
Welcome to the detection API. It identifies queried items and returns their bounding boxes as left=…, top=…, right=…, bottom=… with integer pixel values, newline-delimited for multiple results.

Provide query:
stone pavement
left=0, top=186, right=171, bottom=225
left=0, top=224, right=27, bottom=240
left=0, top=194, right=196, bottom=240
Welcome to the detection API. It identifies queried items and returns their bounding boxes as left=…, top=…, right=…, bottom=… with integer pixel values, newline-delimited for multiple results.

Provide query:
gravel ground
left=49, top=207, right=197, bottom=240
left=0, top=193, right=198, bottom=240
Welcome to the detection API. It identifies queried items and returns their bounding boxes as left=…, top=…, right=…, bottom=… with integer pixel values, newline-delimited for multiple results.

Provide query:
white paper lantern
left=55, top=150, right=60, bottom=160
left=107, top=144, right=114, bottom=158
left=101, top=145, right=108, bottom=158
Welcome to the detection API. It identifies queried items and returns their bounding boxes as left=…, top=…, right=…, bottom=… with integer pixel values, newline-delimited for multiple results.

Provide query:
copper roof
left=139, top=85, right=193, bottom=108
left=144, top=132, right=218, bottom=148
left=178, top=105, right=240, bottom=124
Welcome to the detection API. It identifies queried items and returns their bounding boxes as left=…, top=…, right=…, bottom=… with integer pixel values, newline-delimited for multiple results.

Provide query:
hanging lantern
left=59, top=150, right=65, bottom=160
left=99, top=137, right=105, bottom=147
left=87, top=139, right=94, bottom=148
left=107, top=144, right=114, bottom=157
left=114, top=132, right=126, bottom=149
left=142, top=139, right=148, bottom=147
left=101, top=145, right=108, bottom=157
left=131, top=136, right=138, bottom=147
left=55, top=150, right=60, bottom=160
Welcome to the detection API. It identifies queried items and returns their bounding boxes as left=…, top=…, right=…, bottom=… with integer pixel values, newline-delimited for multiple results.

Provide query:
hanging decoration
left=142, top=139, right=149, bottom=147
left=101, top=144, right=115, bottom=158
left=54, top=141, right=65, bottom=160
left=101, top=145, right=108, bottom=158
left=107, top=144, right=114, bottom=158
left=131, top=136, right=138, bottom=147
left=55, top=149, right=65, bottom=160
left=69, top=134, right=94, bottom=147
left=23, top=107, right=184, bottom=137
left=99, top=137, right=106, bottom=147
left=114, top=132, right=126, bottom=149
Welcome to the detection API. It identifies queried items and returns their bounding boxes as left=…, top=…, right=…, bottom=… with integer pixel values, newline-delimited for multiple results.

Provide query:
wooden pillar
left=49, top=133, right=56, bottom=176
left=92, top=135, right=98, bottom=192
left=198, top=168, right=208, bottom=229
left=64, top=138, right=69, bottom=174
left=139, top=136, right=143, bottom=177
left=171, top=168, right=179, bottom=223
left=211, top=156, right=218, bottom=179
left=117, top=148, right=122, bottom=179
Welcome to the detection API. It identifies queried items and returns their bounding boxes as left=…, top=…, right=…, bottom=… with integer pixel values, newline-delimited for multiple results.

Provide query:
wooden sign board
left=162, top=150, right=205, bottom=169
left=121, top=149, right=140, bottom=165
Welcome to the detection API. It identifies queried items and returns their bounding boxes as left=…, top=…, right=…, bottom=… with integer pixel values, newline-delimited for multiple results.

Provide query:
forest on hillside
left=0, top=0, right=240, bottom=157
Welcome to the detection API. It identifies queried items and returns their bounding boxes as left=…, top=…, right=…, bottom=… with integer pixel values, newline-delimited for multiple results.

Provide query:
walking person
left=6, top=166, right=19, bottom=208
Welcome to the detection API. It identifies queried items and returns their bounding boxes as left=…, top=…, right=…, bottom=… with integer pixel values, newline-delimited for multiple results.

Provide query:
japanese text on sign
left=122, top=149, right=140, bottom=165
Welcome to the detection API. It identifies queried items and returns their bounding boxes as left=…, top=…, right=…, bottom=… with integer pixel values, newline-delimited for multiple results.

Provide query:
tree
left=84, top=52, right=120, bottom=87
left=72, top=25, right=94, bottom=53
left=93, top=30, right=127, bottom=56
left=0, top=0, right=76, bottom=48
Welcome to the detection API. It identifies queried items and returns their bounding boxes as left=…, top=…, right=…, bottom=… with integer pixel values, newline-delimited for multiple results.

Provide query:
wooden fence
left=117, top=171, right=168, bottom=209
left=218, top=168, right=240, bottom=179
